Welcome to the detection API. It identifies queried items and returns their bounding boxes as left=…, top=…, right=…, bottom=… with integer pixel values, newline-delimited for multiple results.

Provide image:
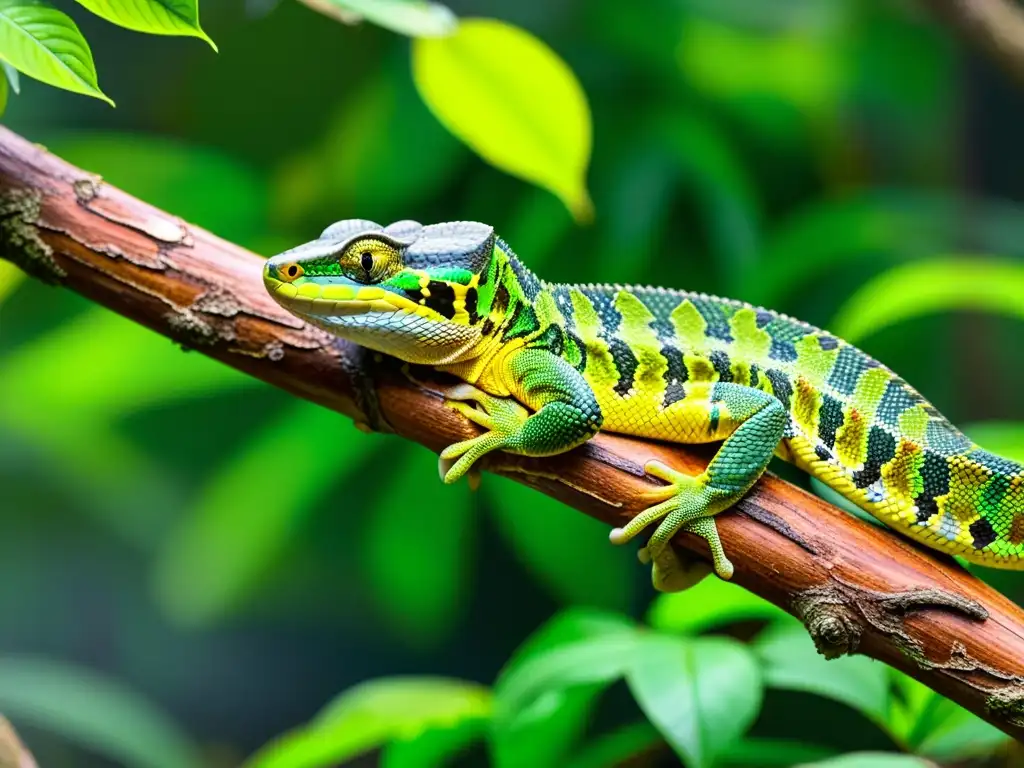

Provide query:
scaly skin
left=264, top=219, right=1024, bottom=591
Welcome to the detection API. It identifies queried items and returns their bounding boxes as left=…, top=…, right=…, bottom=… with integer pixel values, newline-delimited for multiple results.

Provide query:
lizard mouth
left=263, top=273, right=445, bottom=321
left=264, top=275, right=377, bottom=317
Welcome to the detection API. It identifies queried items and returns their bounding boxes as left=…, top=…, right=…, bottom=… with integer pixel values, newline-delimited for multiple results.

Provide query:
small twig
left=1, top=126, right=1024, bottom=740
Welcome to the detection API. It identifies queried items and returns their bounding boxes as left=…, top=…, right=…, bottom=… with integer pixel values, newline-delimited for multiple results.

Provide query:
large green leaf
left=362, top=445, right=474, bottom=648
left=0, top=656, right=202, bottom=768
left=494, top=621, right=640, bottom=720
left=153, top=401, right=371, bottom=627
left=830, top=257, right=1024, bottom=344
left=626, top=635, right=762, bottom=768
left=74, top=0, right=215, bottom=48
left=646, top=572, right=788, bottom=635
left=485, top=475, right=633, bottom=612
left=413, top=18, right=593, bottom=221
left=492, top=610, right=638, bottom=767
left=381, top=718, right=486, bottom=768
left=302, top=0, right=455, bottom=37
left=0, top=0, right=111, bottom=104
left=244, top=677, right=491, bottom=768
left=754, top=623, right=891, bottom=727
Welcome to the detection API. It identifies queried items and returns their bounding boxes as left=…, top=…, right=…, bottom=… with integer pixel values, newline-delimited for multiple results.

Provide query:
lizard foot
left=610, top=459, right=735, bottom=583
left=638, top=544, right=715, bottom=593
left=438, top=384, right=530, bottom=484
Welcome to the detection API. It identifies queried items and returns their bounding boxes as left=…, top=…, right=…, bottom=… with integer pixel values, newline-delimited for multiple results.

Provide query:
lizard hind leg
left=609, top=383, right=788, bottom=590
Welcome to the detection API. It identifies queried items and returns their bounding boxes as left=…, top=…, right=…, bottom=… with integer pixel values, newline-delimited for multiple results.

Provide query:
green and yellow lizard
left=264, top=219, right=1024, bottom=591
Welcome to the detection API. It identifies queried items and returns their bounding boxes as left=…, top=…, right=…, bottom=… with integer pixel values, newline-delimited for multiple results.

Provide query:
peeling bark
left=2, top=126, right=1024, bottom=740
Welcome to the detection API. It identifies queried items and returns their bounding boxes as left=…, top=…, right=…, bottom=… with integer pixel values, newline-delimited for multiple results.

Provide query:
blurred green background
left=1, top=0, right=1024, bottom=765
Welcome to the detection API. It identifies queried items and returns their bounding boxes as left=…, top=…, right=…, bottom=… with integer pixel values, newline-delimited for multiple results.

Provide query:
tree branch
left=918, top=0, right=1024, bottom=83
left=2, top=126, right=1024, bottom=740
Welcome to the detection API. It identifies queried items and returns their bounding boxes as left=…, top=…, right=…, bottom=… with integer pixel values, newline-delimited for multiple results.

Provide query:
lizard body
left=264, top=219, right=1024, bottom=590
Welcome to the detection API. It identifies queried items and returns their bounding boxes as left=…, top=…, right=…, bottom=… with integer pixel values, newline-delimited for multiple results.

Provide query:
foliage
left=235, top=585, right=1008, bottom=766
left=0, top=0, right=212, bottom=109
left=0, top=0, right=1023, bottom=765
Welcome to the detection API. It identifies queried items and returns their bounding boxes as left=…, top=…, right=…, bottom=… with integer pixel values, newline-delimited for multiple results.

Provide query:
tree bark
left=1, top=126, right=1023, bottom=741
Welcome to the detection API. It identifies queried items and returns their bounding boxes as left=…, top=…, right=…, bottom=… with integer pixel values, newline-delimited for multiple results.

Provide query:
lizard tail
left=908, top=445, right=1024, bottom=567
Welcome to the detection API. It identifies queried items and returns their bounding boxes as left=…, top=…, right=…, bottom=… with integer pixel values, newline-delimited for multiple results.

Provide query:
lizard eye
left=278, top=262, right=303, bottom=282
left=340, top=238, right=402, bottom=284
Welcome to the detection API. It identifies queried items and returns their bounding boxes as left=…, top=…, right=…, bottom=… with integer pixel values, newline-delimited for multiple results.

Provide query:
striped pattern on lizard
left=263, top=219, right=1024, bottom=591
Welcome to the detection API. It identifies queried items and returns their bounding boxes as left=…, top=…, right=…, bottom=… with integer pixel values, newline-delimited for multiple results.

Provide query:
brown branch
left=918, top=0, right=1024, bottom=83
left=2, top=126, right=1024, bottom=742
left=0, top=715, right=38, bottom=768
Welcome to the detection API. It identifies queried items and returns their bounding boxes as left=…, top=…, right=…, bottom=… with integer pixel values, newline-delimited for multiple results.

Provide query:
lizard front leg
left=439, top=349, right=604, bottom=483
left=611, top=383, right=788, bottom=592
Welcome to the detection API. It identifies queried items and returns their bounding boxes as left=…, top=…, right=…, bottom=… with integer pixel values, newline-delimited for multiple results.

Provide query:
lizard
left=263, top=218, right=1024, bottom=591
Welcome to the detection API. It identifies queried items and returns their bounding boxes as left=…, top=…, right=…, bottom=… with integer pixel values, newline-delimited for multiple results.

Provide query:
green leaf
left=381, top=718, right=486, bottom=768
left=244, top=677, right=491, bottom=768
left=830, top=257, right=1024, bottom=344
left=492, top=609, right=637, bottom=767
left=795, top=754, right=933, bottom=768
left=626, top=635, right=762, bottom=768
left=485, top=475, right=633, bottom=612
left=754, top=622, right=891, bottom=727
left=413, top=17, right=593, bottom=221
left=563, top=721, right=661, bottom=768
left=646, top=572, right=789, bottom=634
left=304, top=0, right=455, bottom=37
left=362, top=445, right=474, bottom=648
left=153, top=401, right=371, bottom=627
left=964, top=422, right=1024, bottom=463
left=0, top=68, right=7, bottom=114
left=0, top=655, right=202, bottom=768
left=74, top=0, right=215, bottom=48
left=0, top=260, right=21, bottom=303
left=0, top=0, right=112, bottom=104
left=494, top=622, right=641, bottom=720
left=1, top=59, right=18, bottom=92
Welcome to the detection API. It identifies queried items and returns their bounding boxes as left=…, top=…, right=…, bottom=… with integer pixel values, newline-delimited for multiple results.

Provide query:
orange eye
left=279, top=262, right=304, bottom=282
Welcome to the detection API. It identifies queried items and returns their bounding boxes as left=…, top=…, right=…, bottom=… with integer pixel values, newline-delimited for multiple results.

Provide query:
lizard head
left=263, top=219, right=499, bottom=365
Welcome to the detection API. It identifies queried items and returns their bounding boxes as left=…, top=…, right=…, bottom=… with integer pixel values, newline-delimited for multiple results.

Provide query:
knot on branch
left=0, top=187, right=62, bottom=284
left=793, top=576, right=988, bottom=661
left=793, top=586, right=862, bottom=658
